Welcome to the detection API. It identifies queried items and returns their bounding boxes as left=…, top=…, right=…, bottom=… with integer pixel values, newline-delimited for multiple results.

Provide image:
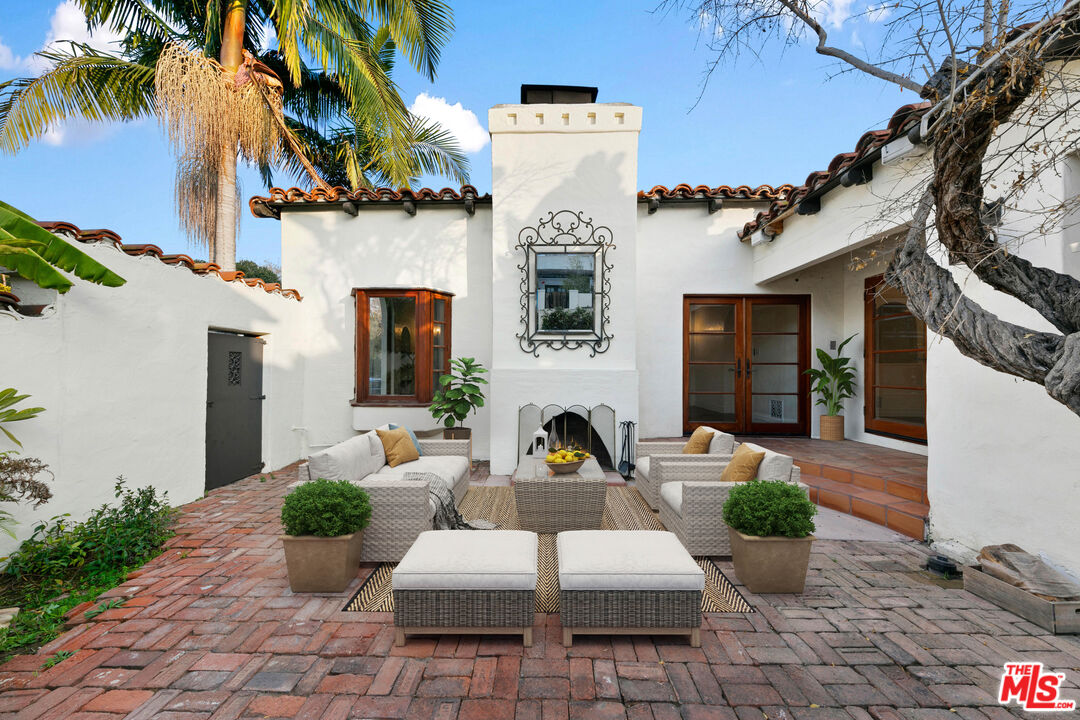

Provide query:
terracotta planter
left=282, top=530, right=364, bottom=593
left=728, top=526, right=814, bottom=594
left=444, top=426, right=472, bottom=440
left=819, top=414, right=845, bottom=442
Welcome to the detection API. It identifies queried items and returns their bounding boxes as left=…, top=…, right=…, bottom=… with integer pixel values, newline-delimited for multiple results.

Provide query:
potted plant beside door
left=429, top=357, right=488, bottom=440
left=805, top=334, right=857, bottom=441
left=280, top=479, right=371, bottom=592
left=723, top=479, right=817, bottom=593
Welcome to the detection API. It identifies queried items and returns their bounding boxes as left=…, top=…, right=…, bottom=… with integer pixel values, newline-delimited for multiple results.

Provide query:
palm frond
left=401, top=115, right=469, bottom=186
left=360, top=0, right=453, bottom=80
left=0, top=44, right=155, bottom=153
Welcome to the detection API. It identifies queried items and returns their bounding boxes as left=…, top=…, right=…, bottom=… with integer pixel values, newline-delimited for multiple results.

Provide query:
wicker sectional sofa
left=296, top=431, right=470, bottom=562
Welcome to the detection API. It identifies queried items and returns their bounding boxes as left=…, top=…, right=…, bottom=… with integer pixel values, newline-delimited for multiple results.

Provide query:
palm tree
left=0, top=1, right=467, bottom=270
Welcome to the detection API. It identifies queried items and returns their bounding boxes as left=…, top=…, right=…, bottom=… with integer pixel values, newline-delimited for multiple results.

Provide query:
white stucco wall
left=280, top=205, right=493, bottom=457
left=0, top=237, right=305, bottom=554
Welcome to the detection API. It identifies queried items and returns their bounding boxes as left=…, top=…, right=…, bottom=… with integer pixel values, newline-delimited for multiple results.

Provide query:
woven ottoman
left=557, top=530, right=704, bottom=647
left=392, top=530, right=538, bottom=646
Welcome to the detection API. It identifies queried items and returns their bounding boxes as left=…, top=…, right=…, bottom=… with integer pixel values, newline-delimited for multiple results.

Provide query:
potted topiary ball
left=280, top=479, right=372, bottom=592
left=722, top=479, right=817, bottom=593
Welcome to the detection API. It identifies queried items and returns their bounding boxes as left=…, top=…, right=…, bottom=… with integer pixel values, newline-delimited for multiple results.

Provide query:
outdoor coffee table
left=513, top=456, right=606, bottom=533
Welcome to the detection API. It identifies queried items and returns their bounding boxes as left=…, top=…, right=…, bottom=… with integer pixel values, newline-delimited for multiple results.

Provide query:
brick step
left=801, top=473, right=928, bottom=541
left=794, top=460, right=927, bottom=505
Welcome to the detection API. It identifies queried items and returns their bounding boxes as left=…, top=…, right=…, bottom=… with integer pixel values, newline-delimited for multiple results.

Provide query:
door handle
left=735, top=359, right=741, bottom=377
left=250, top=395, right=266, bottom=401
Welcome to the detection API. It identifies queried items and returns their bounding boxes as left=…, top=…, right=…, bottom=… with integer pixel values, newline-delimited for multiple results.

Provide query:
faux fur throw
left=404, top=472, right=496, bottom=530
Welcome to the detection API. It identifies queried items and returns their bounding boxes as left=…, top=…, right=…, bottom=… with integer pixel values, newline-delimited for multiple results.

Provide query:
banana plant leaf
left=0, top=200, right=125, bottom=291
left=0, top=232, right=73, bottom=293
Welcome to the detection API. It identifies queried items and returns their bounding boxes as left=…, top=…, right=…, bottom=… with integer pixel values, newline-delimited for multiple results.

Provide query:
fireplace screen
left=517, top=403, right=616, bottom=470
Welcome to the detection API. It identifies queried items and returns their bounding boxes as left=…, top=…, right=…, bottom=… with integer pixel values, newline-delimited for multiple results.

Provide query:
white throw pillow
left=365, top=430, right=386, bottom=469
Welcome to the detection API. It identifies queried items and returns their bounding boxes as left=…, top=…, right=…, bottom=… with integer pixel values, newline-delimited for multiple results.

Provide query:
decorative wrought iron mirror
left=516, top=210, right=614, bottom=356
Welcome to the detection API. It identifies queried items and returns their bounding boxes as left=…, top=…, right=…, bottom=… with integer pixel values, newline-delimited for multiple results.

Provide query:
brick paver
left=2, top=463, right=1077, bottom=719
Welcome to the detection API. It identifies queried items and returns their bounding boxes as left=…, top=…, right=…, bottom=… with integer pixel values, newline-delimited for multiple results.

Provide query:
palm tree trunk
left=214, top=0, right=246, bottom=272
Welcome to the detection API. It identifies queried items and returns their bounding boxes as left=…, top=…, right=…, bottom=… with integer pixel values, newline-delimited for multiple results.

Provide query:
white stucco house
left=3, top=84, right=1078, bottom=577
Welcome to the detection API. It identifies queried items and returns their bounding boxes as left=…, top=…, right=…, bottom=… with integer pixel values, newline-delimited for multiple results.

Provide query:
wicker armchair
left=634, top=432, right=736, bottom=510
left=657, top=451, right=805, bottom=557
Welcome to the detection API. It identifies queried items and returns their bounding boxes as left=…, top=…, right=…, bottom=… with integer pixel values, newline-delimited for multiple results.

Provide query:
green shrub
left=722, top=480, right=817, bottom=538
left=5, top=479, right=174, bottom=580
left=281, top=479, right=371, bottom=537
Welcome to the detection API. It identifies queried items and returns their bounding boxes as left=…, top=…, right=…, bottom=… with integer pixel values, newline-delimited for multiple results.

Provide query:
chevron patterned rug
left=344, top=486, right=753, bottom=614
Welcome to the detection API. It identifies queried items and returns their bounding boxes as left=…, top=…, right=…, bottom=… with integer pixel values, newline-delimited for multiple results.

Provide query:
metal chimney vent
left=520, top=84, right=598, bottom=104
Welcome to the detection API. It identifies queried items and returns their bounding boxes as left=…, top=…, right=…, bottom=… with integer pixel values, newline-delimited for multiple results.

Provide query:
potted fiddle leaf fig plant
left=280, top=479, right=371, bottom=592
left=723, top=479, right=817, bottom=593
left=429, top=357, right=488, bottom=440
left=805, top=334, right=857, bottom=441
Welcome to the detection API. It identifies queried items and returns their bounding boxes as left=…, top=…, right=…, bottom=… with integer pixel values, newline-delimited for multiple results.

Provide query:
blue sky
left=0, top=0, right=919, bottom=268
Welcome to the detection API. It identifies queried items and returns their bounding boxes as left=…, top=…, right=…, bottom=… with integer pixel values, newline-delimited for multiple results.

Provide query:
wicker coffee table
left=513, top=456, right=606, bottom=533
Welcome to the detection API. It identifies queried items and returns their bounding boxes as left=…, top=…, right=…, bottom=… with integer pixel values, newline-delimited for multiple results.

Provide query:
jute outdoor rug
left=345, top=486, right=752, bottom=614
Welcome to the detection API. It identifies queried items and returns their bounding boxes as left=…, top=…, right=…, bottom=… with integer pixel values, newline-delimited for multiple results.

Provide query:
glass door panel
left=746, top=299, right=804, bottom=431
left=865, top=276, right=927, bottom=440
left=684, top=299, right=742, bottom=432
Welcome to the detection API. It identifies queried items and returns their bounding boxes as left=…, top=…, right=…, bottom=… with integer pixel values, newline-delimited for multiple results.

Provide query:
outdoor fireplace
left=517, top=404, right=616, bottom=470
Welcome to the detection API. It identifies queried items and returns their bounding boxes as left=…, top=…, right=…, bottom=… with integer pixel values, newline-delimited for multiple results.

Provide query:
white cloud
left=261, top=20, right=278, bottom=52
left=822, top=0, right=857, bottom=29
left=409, top=93, right=489, bottom=154
left=866, top=2, right=895, bottom=22
left=0, top=37, right=23, bottom=70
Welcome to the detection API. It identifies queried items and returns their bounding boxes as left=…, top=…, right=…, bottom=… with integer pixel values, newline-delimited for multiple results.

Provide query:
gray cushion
left=374, top=455, right=469, bottom=486
left=741, top=442, right=794, bottom=482
left=659, top=481, right=683, bottom=514
left=307, top=434, right=374, bottom=483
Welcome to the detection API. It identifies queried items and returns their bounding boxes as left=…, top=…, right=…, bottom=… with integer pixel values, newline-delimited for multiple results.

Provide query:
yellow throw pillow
left=376, top=427, right=420, bottom=467
left=682, top=426, right=714, bottom=454
left=720, top=444, right=766, bottom=483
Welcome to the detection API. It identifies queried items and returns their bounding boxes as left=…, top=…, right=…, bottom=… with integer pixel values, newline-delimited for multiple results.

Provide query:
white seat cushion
left=393, top=530, right=538, bottom=590
left=375, top=455, right=468, bottom=484
left=307, top=434, right=376, bottom=483
left=635, top=456, right=650, bottom=481
left=557, top=530, right=704, bottom=591
left=740, top=442, right=794, bottom=482
left=659, top=482, right=683, bottom=515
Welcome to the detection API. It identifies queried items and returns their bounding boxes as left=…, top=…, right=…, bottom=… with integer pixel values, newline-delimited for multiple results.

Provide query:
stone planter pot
left=282, top=530, right=364, bottom=593
left=819, top=415, right=844, bottom=442
left=728, top=526, right=814, bottom=594
left=444, top=426, right=472, bottom=440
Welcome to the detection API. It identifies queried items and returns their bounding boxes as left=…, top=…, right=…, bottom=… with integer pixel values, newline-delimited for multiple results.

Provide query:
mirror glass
left=535, top=253, right=595, bottom=332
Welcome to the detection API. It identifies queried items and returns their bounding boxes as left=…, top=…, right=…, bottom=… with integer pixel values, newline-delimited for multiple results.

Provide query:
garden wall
left=0, top=231, right=306, bottom=554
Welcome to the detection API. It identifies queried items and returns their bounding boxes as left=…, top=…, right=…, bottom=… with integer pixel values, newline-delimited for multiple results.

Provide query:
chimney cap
left=520, top=84, right=598, bottom=104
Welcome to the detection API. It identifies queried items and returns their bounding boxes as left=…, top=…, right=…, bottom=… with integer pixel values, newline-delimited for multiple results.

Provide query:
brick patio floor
left=1, top=464, right=1077, bottom=720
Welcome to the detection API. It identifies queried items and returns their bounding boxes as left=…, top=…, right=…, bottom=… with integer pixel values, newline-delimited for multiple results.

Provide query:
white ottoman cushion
left=393, top=530, right=538, bottom=591
left=557, top=530, right=704, bottom=591
left=659, top=482, right=683, bottom=514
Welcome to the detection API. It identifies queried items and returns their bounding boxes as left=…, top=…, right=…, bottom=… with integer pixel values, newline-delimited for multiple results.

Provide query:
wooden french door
left=864, top=276, right=927, bottom=441
left=683, top=295, right=810, bottom=435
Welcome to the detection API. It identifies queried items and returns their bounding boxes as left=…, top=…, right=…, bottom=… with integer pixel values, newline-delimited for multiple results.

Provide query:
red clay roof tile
left=35, top=222, right=302, bottom=301
left=637, top=183, right=792, bottom=202
left=249, top=184, right=490, bottom=217
left=737, top=101, right=932, bottom=240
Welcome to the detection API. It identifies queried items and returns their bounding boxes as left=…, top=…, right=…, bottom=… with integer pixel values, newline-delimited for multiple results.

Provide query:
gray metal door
left=206, top=331, right=265, bottom=491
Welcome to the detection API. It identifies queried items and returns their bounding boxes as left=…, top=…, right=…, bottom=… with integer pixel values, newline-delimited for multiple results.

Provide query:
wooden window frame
left=864, top=275, right=927, bottom=441
left=353, top=288, right=453, bottom=406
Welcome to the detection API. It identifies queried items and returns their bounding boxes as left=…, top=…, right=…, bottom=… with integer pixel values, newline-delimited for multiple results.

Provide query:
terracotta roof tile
left=637, top=183, right=793, bottom=202
left=250, top=184, right=491, bottom=217
left=737, top=101, right=932, bottom=240
left=35, top=222, right=302, bottom=301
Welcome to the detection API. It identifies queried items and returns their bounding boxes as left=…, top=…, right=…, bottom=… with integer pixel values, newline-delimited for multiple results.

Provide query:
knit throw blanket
left=404, top=472, right=496, bottom=530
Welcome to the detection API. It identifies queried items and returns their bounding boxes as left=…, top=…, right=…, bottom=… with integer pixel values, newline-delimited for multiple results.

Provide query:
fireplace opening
left=517, top=404, right=616, bottom=471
